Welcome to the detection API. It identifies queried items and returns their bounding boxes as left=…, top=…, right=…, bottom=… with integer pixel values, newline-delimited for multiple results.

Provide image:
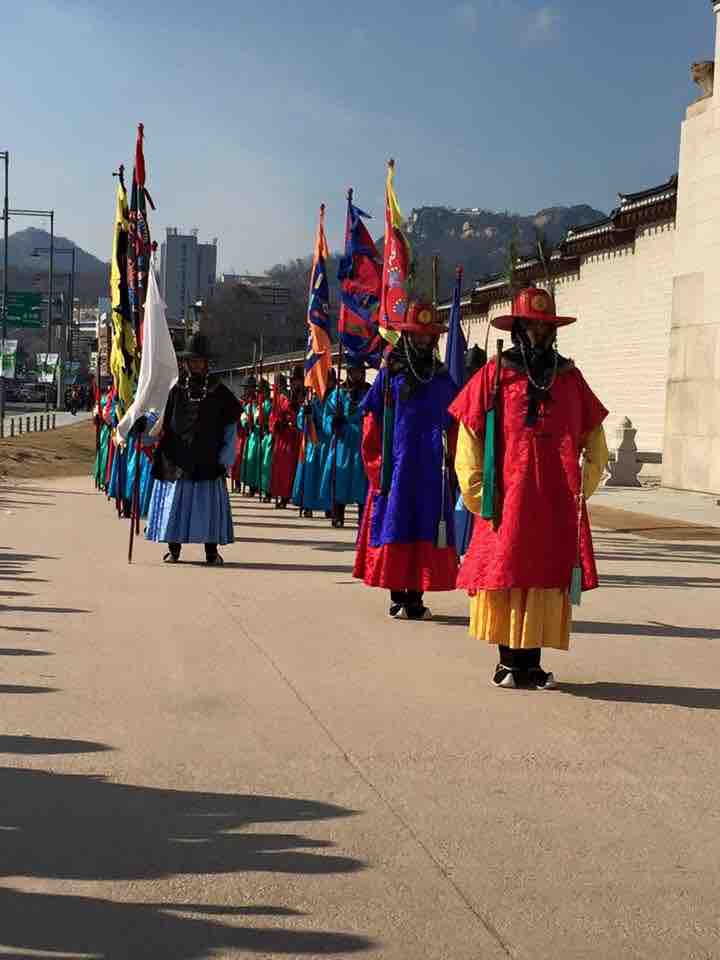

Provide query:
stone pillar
left=662, top=1, right=720, bottom=493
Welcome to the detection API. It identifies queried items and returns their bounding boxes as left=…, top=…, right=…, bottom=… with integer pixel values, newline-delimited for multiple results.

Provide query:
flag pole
left=380, top=159, right=396, bottom=494
left=330, top=337, right=344, bottom=525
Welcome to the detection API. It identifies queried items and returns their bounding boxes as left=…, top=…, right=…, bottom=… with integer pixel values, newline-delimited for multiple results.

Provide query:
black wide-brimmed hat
left=178, top=333, right=213, bottom=360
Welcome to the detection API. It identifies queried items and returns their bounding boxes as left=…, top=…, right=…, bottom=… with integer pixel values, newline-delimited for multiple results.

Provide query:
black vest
left=153, top=382, right=241, bottom=482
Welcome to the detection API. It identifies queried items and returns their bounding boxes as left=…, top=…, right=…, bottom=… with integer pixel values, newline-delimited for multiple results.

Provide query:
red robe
left=269, top=394, right=301, bottom=499
left=449, top=360, right=608, bottom=593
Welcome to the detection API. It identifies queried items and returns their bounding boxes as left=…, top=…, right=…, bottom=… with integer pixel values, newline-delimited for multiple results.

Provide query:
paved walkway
left=1, top=477, right=719, bottom=959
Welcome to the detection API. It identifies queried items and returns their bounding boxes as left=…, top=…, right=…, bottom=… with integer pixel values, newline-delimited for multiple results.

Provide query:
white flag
left=117, top=268, right=178, bottom=444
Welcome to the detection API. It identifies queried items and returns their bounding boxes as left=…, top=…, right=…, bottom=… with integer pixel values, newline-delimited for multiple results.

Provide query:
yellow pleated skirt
left=469, top=589, right=571, bottom=651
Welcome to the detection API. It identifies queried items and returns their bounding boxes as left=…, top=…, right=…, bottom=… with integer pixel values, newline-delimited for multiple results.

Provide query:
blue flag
left=445, top=267, right=467, bottom=389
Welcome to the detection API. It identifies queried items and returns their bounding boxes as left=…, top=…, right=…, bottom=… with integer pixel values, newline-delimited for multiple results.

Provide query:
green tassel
left=570, top=566, right=583, bottom=606
left=381, top=402, right=395, bottom=494
left=481, top=409, right=496, bottom=520
left=436, top=519, right=448, bottom=549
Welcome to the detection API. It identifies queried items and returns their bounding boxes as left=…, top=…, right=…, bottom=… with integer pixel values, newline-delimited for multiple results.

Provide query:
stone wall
left=454, top=220, right=676, bottom=453
left=662, top=8, right=720, bottom=493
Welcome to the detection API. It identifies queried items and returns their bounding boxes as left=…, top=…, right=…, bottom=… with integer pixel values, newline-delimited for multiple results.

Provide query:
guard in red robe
left=270, top=365, right=304, bottom=508
left=450, top=287, right=609, bottom=689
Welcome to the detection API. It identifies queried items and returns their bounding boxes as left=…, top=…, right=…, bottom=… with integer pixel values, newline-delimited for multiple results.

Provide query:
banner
left=36, top=353, right=59, bottom=384
left=1, top=340, right=18, bottom=379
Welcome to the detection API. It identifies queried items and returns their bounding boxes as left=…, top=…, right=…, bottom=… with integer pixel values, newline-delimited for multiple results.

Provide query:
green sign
left=1, top=291, right=43, bottom=328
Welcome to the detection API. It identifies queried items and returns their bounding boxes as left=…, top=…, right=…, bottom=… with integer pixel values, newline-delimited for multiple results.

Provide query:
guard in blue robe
left=320, top=361, right=370, bottom=527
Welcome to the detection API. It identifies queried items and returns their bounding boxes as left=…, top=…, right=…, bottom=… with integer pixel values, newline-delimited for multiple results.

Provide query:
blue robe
left=146, top=423, right=236, bottom=545
left=291, top=400, right=325, bottom=510
left=319, top=388, right=368, bottom=508
left=362, top=368, right=458, bottom=549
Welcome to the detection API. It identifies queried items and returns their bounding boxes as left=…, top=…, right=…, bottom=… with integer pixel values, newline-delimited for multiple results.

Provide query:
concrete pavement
left=0, top=477, right=719, bottom=959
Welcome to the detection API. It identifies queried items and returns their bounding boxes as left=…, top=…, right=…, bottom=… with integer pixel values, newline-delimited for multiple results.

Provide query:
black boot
left=163, top=543, right=181, bottom=563
left=205, top=543, right=224, bottom=567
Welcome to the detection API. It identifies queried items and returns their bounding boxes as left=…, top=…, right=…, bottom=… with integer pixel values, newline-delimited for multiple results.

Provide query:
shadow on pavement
left=233, top=536, right=356, bottom=553
left=0, top=684, right=58, bottom=694
left=601, top=574, right=720, bottom=589
left=572, top=620, right=720, bottom=640
left=432, top=615, right=470, bottom=628
left=0, top=604, right=89, bottom=615
left=0, top=647, right=51, bottom=656
left=0, top=736, right=111, bottom=755
left=559, top=682, right=720, bottom=709
left=0, top=767, right=373, bottom=957
left=221, top=561, right=354, bottom=574
left=0, top=887, right=373, bottom=958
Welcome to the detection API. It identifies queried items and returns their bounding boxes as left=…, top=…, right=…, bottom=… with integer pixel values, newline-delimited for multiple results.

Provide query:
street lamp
left=0, top=151, right=8, bottom=432
left=32, top=246, right=76, bottom=410
left=10, top=207, right=55, bottom=411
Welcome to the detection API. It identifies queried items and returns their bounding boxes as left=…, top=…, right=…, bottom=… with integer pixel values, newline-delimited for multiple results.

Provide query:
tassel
left=436, top=519, right=448, bottom=549
left=570, top=565, right=583, bottom=606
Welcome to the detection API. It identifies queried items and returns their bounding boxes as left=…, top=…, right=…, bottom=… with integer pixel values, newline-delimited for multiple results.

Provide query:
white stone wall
left=662, top=16, right=720, bottom=493
left=455, top=221, right=676, bottom=453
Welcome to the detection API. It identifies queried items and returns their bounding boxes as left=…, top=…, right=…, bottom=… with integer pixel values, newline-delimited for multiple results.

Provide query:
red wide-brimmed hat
left=394, top=300, right=448, bottom=336
left=492, top=287, right=576, bottom=332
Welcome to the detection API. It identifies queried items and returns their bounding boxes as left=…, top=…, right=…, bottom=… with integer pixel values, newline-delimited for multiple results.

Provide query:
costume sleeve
left=322, top=389, right=338, bottom=435
left=361, top=411, right=383, bottom=492
left=219, top=422, right=237, bottom=469
left=576, top=370, right=609, bottom=438
left=455, top=422, right=485, bottom=516
left=582, top=424, right=609, bottom=499
left=448, top=362, right=495, bottom=434
left=360, top=370, right=385, bottom=419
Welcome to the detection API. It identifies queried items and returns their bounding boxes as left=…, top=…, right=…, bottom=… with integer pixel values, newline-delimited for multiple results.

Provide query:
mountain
left=0, top=227, right=109, bottom=309
left=266, top=202, right=606, bottom=329
left=1, top=227, right=107, bottom=274
left=405, top=203, right=606, bottom=297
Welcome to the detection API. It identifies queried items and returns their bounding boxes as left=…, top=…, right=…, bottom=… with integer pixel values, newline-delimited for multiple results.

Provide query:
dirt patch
left=0, top=421, right=97, bottom=480
left=590, top=503, right=720, bottom=541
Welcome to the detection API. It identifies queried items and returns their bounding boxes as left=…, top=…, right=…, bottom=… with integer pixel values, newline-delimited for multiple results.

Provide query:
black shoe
left=163, top=550, right=180, bottom=564
left=205, top=552, right=224, bottom=567
left=388, top=603, right=403, bottom=618
left=396, top=605, right=433, bottom=621
left=526, top=667, right=556, bottom=690
left=491, top=665, right=518, bottom=689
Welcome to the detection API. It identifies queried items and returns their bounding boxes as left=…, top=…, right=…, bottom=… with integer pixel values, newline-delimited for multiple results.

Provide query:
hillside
left=266, top=202, right=606, bottom=333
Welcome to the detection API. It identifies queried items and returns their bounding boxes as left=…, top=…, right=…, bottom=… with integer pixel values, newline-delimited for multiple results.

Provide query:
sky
left=0, top=0, right=712, bottom=273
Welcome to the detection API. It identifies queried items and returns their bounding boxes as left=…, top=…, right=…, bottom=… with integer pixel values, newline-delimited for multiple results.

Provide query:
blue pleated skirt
left=145, top=478, right=234, bottom=545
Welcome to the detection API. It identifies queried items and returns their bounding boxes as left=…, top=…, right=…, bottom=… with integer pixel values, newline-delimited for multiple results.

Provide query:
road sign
left=1, top=291, right=44, bottom=328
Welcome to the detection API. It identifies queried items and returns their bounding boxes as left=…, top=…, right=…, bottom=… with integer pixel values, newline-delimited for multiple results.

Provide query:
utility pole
left=0, top=151, right=8, bottom=436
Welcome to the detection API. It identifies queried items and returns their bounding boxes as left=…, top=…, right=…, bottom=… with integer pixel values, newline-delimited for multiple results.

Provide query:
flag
left=116, top=267, right=178, bottom=444
left=127, top=123, right=154, bottom=347
left=109, top=170, right=138, bottom=415
left=379, top=160, right=411, bottom=346
left=304, top=204, right=332, bottom=396
left=337, top=190, right=383, bottom=366
left=445, top=266, right=467, bottom=389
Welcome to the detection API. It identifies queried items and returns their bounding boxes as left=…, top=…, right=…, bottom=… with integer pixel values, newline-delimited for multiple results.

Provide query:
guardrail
left=0, top=413, right=57, bottom=439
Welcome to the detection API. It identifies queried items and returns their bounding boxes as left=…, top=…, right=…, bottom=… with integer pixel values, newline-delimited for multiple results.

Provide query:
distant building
left=160, top=228, right=218, bottom=323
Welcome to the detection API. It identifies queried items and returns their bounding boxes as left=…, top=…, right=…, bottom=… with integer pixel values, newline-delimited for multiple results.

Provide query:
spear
left=256, top=334, right=265, bottom=497
left=330, top=340, right=344, bottom=524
